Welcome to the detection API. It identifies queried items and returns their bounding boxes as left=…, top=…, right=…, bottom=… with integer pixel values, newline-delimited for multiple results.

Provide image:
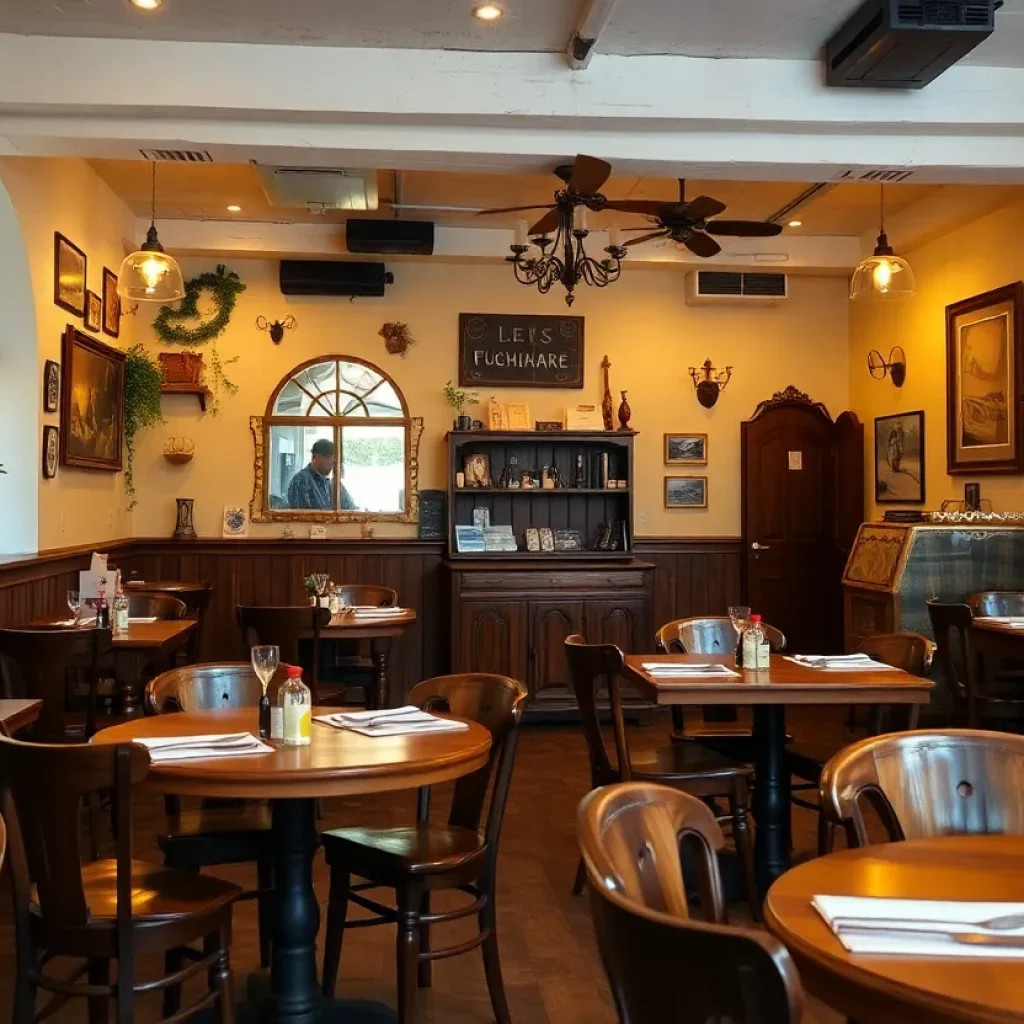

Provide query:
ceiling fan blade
left=622, top=231, right=669, bottom=248
left=704, top=220, right=783, bottom=237
left=602, top=200, right=675, bottom=216
left=680, top=195, right=727, bottom=221
left=568, top=154, right=612, bottom=195
left=528, top=208, right=561, bottom=236
left=683, top=232, right=722, bottom=258
left=475, top=205, right=554, bottom=216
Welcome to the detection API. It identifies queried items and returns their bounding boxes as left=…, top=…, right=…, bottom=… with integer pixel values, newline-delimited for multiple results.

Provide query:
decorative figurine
left=574, top=453, right=585, bottom=489
left=601, top=355, right=614, bottom=431
left=521, top=471, right=533, bottom=489
left=542, top=466, right=559, bottom=489
left=617, top=390, right=632, bottom=431
left=499, top=455, right=519, bottom=489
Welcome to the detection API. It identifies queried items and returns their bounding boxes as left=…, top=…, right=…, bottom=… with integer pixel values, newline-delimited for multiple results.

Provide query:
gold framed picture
left=664, top=433, right=708, bottom=465
left=665, top=475, right=708, bottom=509
left=102, top=267, right=121, bottom=338
left=84, top=290, right=102, bottom=332
left=505, top=403, right=531, bottom=430
left=53, top=232, right=86, bottom=316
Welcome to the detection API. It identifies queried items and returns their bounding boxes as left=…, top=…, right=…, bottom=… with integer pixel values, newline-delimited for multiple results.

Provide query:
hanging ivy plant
left=124, top=345, right=164, bottom=510
left=153, top=264, right=246, bottom=347
left=204, top=340, right=240, bottom=416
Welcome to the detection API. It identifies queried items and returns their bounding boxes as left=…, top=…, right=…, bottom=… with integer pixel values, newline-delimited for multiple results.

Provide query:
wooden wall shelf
left=161, top=383, right=212, bottom=412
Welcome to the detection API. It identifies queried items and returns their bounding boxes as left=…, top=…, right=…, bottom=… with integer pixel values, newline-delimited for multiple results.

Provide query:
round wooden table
left=94, top=708, right=492, bottom=1023
left=765, top=835, right=1024, bottom=1024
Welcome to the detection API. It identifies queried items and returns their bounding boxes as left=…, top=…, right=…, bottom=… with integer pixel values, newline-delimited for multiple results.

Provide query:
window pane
left=339, top=361, right=381, bottom=396
left=340, top=425, right=405, bottom=513
left=367, top=382, right=402, bottom=416
left=268, top=425, right=335, bottom=510
left=273, top=380, right=308, bottom=416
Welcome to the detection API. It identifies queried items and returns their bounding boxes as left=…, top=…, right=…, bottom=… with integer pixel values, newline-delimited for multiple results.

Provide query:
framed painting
left=665, top=475, right=708, bottom=509
left=42, top=426, right=59, bottom=479
left=875, top=411, right=925, bottom=503
left=664, top=432, right=708, bottom=465
left=60, top=324, right=125, bottom=471
left=946, top=282, right=1024, bottom=474
left=102, top=267, right=121, bottom=337
left=84, top=290, right=102, bottom=332
left=43, top=359, right=60, bottom=413
left=53, top=232, right=87, bottom=316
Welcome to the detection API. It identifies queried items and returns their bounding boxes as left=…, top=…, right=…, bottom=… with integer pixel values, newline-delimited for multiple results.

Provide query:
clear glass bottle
left=742, top=614, right=765, bottom=670
left=112, top=581, right=130, bottom=635
left=279, top=664, right=312, bottom=746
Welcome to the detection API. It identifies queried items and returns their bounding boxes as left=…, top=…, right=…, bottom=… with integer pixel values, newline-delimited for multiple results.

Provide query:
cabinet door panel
left=528, top=601, right=584, bottom=702
left=457, top=601, right=528, bottom=680
left=585, top=598, right=649, bottom=703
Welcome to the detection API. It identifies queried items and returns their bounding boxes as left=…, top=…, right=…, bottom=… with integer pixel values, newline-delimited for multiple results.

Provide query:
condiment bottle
left=279, top=664, right=311, bottom=746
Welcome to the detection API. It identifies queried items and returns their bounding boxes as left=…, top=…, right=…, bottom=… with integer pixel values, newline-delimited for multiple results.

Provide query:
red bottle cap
left=285, top=664, right=303, bottom=678
left=749, top=614, right=761, bottom=622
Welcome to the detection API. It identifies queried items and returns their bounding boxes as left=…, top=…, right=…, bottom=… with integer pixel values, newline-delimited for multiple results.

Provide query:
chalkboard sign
left=459, top=313, right=584, bottom=389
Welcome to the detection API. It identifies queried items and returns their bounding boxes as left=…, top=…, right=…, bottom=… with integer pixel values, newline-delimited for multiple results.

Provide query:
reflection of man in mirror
left=287, top=438, right=357, bottom=510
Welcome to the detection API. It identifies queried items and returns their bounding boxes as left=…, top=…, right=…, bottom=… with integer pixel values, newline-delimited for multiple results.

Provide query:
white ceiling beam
left=566, top=0, right=621, bottom=71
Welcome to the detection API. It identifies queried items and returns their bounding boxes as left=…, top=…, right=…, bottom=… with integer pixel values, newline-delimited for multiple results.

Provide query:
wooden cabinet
left=448, top=560, right=654, bottom=717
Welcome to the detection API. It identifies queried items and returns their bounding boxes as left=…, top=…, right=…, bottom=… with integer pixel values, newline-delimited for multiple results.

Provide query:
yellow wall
left=0, top=157, right=137, bottom=551
left=849, top=195, right=1024, bottom=521
left=130, top=257, right=850, bottom=539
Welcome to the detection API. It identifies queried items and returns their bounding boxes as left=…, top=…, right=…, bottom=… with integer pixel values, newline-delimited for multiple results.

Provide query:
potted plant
left=444, top=380, right=479, bottom=431
left=124, top=345, right=165, bottom=510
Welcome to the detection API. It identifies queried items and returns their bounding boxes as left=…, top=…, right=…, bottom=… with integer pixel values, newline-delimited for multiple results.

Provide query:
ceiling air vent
left=255, top=164, right=378, bottom=214
left=833, top=168, right=916, bottom=183
left=139, top=149, right=213, bottom=163
left=685, top=271, right=787, bottom=306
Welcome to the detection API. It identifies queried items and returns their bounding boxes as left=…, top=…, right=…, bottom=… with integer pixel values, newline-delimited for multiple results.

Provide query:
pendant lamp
left=118, top=161, right=184, bottom=303
left=850, top=184, right=915, bottom=301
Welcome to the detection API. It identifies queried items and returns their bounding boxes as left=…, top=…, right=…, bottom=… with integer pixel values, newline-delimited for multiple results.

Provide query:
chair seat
left=321, top=823, right=485, bottom=877
left=32, top=859, right=240, bottom=922
left=158, top=802, right=273, bottom=867
left=629, top=742, right=749, bottom=783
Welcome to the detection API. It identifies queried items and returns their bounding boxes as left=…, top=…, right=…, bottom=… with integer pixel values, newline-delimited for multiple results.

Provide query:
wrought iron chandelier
left=507, top=206, right=626, bottom=307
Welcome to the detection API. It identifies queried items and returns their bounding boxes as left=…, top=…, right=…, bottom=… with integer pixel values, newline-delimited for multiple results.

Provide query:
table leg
left=752, top=705, right=790, bottom=894
left=115, top=652, right=145, bottom=720
left=370, top=639, right=391, bottom=711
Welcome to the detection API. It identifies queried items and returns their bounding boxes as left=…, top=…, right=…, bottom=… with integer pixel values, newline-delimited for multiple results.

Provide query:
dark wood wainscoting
left=0, top=536, right=742, bottom=694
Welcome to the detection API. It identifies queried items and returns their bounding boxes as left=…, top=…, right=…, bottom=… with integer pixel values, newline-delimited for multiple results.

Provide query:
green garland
left=124, top=345, right=165, bottom=510
left=153, top=264, right=246, bottom=347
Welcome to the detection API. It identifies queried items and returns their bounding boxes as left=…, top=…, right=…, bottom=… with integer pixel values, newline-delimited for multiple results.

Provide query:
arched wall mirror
left=250, top=355, right=423, bottom=523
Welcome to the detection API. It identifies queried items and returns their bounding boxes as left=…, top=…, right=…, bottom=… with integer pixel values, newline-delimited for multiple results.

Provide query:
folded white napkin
left=350, top=606, right=407, bottom=615
left=128, top=616, right=158, bottom=624
left=640, top=662, right=740, bottom=678
left=133, top=732, right=274, bottom=763
left=314, top=705, right=468, bottom=737
left=813, top=895, right=1024, bottom=958
left=787, top=654, right=897, bottom=671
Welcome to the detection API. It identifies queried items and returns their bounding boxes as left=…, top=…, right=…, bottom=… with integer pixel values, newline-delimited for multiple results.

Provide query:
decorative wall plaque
left=458, top=313, right=584, bottom=388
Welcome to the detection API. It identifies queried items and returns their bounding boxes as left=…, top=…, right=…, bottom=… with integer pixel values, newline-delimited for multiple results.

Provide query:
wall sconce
left=256, top=314, right=297, bottom=344
left=867, top=345, right=906, bottom=387
left=689, top=358, right=733, bottom=409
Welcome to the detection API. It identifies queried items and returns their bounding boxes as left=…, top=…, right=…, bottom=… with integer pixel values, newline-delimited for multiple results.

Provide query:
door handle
left=751, top=542, right=771, bottom=551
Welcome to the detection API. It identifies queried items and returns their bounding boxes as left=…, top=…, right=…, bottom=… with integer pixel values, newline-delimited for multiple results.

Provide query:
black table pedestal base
left=752, top=705, right=791, bottom=896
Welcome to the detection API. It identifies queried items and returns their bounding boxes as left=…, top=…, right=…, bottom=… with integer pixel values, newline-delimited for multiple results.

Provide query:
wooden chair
left=126, top=594, right=188, bottom=620
left=235, top=605, right=329, bottom=702
left=578, top=782, right=803, bottom=1024
left=927, top=599, right=1024, bottom=727
left=0, top=734, right=237, bottom=1023
left=0, top=627, right=111, bottom=742
left=129, top=582, right=214, bottom=663
left=145, top=663, right=277, bottom=969
left=564, top=635, right=759, bottom=919
left=820, top=728, right=1024, bottom=847
left=656, top=616, right=786, bottom=748
left=335, top=584, right=397, bottom=608
left=322, top=585, right=398, bottom=706
left=320, top=673, right=528, bottom=1024
left=968, top=591, right=1024, bottom=618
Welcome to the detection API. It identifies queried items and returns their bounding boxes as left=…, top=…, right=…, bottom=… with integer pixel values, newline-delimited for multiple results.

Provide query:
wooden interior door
left=742, top=388, right=856, bottom=654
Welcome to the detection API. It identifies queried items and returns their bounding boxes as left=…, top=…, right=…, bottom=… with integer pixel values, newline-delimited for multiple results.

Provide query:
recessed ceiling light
left=226, top=205, right=242, bottom=213
left=788, top=219, right=803, bottom=228
left=472, top=3, right=504, bottom=21
left=130, top=0, right=164, bottom=10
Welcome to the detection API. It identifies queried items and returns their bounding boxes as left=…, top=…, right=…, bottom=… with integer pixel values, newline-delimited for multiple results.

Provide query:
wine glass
left=67, top=590, right=81, bottom=625
left=251, top=645, right=280, bottom=696
left=728, top=605, right=751, bottom=640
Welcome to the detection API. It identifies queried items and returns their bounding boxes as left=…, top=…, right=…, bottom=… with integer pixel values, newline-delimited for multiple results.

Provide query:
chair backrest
left=335, top=584, right=397, bottom=608
left=564, top=635, right=629, bottom=789
left=857, top=631, right=935, bottom=676
left=235, top=605, right=329, bottom=695
left=968, top=591, right=1024, bottom=619
left=0, top=627, right=111, bottom=742
left=0, top=735, right=149, bottom=933
left=926, top=599, right=975, bottom=710
left=578, top=782, right=803, bottom=1024
left=656, top=616, right=786, bottom=654
left=126, top=593, right=187, bottom=620
left=146, top=661, right=284, bottom=714
left=821, top=728, right=1024, bottom=846
left=410, top=673, right=527, bottom=849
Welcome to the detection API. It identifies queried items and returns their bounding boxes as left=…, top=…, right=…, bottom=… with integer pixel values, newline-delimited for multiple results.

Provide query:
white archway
left=0, top=175, right=39, bottom=555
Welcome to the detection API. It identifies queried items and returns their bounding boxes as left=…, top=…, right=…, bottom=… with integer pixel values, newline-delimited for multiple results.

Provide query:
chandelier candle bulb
left=573, top=206, right=588, bottom=233
left=514, top=220, right=528, bottom=248
left=607, top=226, right=622, bottom=250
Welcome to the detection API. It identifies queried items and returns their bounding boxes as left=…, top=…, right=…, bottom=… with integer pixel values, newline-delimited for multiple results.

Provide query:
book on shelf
left=454, top=525, right=486, bottom=553
left=483, top=525, right=518, bottom=552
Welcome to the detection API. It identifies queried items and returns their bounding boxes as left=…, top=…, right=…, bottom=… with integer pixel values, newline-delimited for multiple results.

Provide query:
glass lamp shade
left=117, top=226, right=185, bottom=302
left=850, top=235, right=916, bottom=301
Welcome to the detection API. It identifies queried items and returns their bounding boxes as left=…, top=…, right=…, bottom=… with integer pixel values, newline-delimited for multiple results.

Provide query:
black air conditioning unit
left=825, top=0, right=998, bottom=89
left=279, top=260, right=394, bottom=297
left=346, top=219, right=435, bottom=256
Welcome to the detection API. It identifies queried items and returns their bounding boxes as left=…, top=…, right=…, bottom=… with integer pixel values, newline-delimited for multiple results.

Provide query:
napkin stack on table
left=315, top=705, right=469, bottom=737
left=346, top=606, right=408, bottom=618
left=128, top=616, right=158, bottom=624
left=813, top=895, right=1024, bottom=957
left=640, top=662, right=740, bottom=679
left=134, top=733, right=274, bottom=763
left=786, top=653, right=897, bottom=671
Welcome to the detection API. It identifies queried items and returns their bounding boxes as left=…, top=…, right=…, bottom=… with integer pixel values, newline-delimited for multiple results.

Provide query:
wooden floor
left=0, top=709, right=848, bottom=1023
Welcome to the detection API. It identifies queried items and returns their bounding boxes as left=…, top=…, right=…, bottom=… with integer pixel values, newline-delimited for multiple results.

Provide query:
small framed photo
left=665, top=475, right=708, bottom=509
left=664, top=433, right=708, bottom=465
left=42, top=426, right=59, bottom=479
left=43, top=360, right=60, bottom=413
left=964, top=482, right=981, bottom=512
left=505, top=403, right=531, bottom=431
left=525, top=527, right=540, bottom=552
left=553, top=528, right=583, bottom=552
left=54, top=232, right=86, bottom=316
left=472, top=508, right=491, bottom=528
left=539, top=527, right=555, bottom=552
left=102, top=267, right=121, bottom=338
left=84, top=290, right=102, bottom=332
left=463, top=452, right=490, bottom=487
left=875, top=411, right=925, bottom=504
